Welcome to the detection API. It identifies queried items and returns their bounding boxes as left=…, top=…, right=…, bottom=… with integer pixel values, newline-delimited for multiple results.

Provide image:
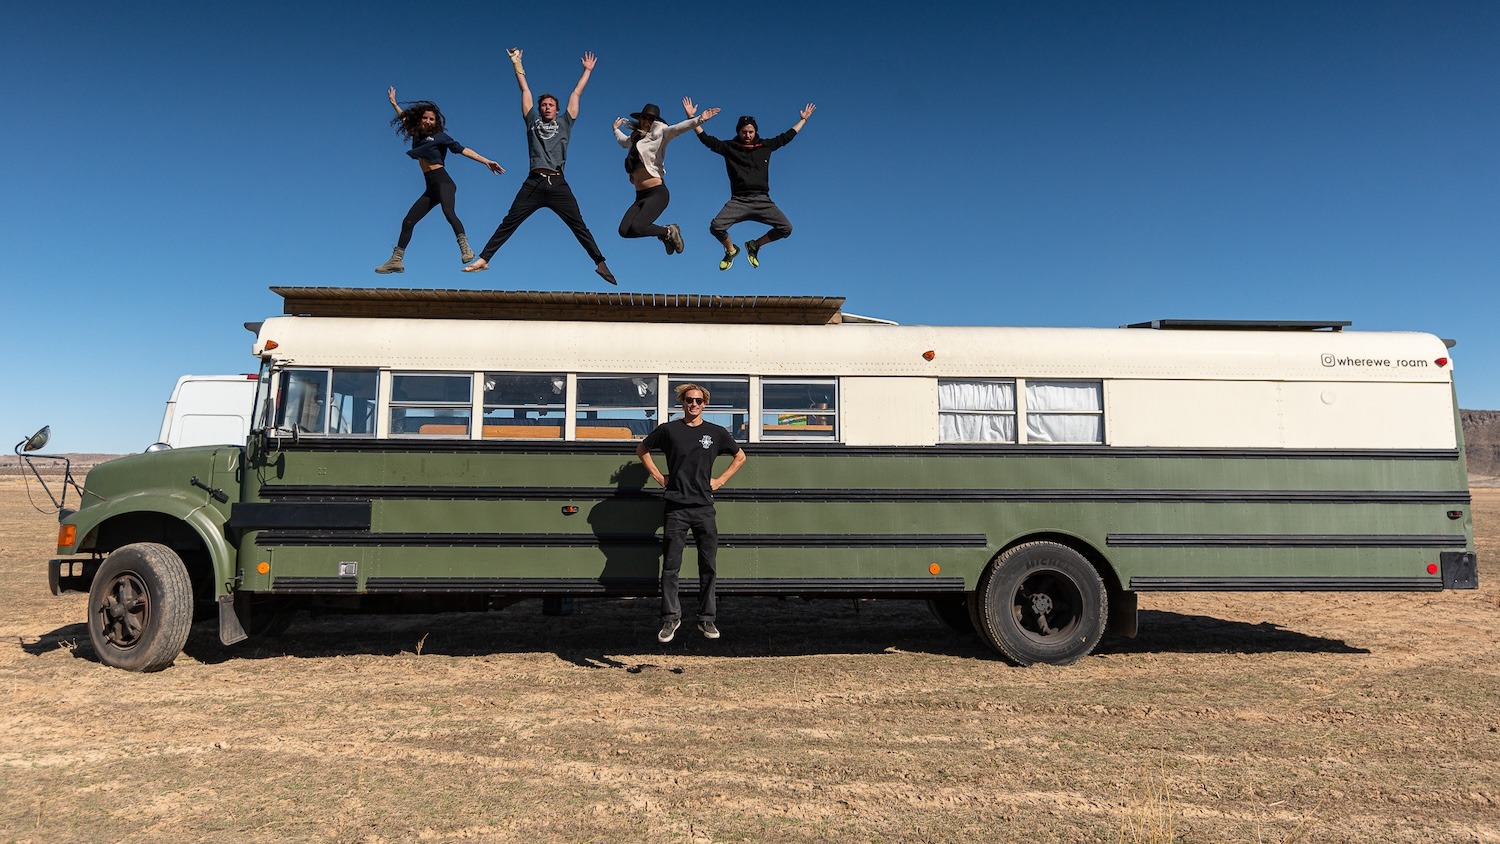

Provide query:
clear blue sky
left=4, top=1, right=1496, bottom=453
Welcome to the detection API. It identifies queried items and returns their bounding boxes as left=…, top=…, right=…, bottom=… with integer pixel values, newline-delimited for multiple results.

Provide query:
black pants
left=618, top=184, right=671, bottom=239
left=661, top=503, right=717, bottom=622
left=478, top=172, right=606, bottom=264
left=397, top=168, right=463, bottom=249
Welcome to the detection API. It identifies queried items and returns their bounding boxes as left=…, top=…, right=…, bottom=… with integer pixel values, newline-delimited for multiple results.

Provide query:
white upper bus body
left=251, top=315, right=1456, bottom=451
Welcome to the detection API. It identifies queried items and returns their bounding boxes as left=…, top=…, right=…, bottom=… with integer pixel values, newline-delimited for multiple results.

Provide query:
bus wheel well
left=88, top=512, right=218, bottom=614
left=995, top=532, right=1135, bottom=638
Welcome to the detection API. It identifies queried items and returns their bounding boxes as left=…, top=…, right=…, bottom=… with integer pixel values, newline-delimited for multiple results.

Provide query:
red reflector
left=922, top=350, right=936, bottom=361
left=1427, top=563, right=1439, bottom=575
left=1435, top=357, right=1448, bottom=366
left=1447, top=510, right=1463, bottom=520
left=561, top=506, right=579, bottom=515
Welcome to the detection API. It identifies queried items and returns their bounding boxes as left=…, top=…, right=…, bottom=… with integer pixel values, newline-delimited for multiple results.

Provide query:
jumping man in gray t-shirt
left=464, top=50, right=617, bottom=286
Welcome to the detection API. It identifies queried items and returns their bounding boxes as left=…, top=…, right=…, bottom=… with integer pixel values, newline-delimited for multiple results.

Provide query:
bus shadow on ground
left=1095, top=609, right=1367, bottom=656
left=25, top=600, right=1365, bottom=668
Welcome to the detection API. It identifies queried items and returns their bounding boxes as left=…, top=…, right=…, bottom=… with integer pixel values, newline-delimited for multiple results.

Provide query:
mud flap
left=1107, top=590, right=1138, bottom=638
left=1441, top=552, right=1478, bottom=589
left=219, top=594, right=248, bottom=645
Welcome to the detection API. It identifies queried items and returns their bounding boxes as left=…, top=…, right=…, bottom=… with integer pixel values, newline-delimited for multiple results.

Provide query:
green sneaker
left=744, top=241, right=760, bottom=268
left=719, top=245, right=739, bottom=271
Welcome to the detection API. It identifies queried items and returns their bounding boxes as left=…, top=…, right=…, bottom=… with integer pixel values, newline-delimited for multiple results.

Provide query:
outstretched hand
left=507, top=47, right=523, bottom=63
left=581, top=51, right=597, bottom=71
left=800, top=103, right=817, bottom=120
left=486, top=160, right=505, bottom=175
left=681, top=96, right=697, bottom=118
left=388, top=87, right=398, bottom=107
left=700, top=107, right=720, bottom=122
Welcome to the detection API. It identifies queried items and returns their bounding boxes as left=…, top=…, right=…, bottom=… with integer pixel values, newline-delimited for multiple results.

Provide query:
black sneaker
left=698, top=620, right=720, bottom=640
left=657, top=618, right=680, bottom=643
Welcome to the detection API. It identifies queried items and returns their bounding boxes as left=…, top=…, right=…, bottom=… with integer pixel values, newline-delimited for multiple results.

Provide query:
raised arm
left=568, top=52, right=595, bottom=119
left=682, top=97, right=711, bottom=135
left=664, top=107, right=716, bottom=141
left=460, top=147, right=505, bottom=175
left=791, top=102, right=816, bottom=133
left=388, top=86, right=402, bottom=117
left=613, top=117, right=632, bottom=147
left=507, top=48, right=532, bottom=115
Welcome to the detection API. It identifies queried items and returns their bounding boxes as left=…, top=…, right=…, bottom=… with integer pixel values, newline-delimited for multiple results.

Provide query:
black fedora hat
left=630, top=103, right=662, bottom=124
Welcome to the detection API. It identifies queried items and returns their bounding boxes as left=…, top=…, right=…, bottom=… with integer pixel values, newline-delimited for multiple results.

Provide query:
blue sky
left=4, top=1, right=1496, bottom=453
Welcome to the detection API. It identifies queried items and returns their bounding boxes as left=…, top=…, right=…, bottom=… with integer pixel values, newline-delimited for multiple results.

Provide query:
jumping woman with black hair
left=376, top=88, right=505, bottom=274
left=612, top=97, right=717, bottom=255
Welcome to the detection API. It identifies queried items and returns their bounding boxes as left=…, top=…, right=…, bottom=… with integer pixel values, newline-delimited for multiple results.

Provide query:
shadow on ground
left=22, top=598, right=1365, bottom=669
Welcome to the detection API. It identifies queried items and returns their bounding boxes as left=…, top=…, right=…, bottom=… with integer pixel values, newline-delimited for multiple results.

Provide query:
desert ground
left=1, top=473, right=1496, bottom=844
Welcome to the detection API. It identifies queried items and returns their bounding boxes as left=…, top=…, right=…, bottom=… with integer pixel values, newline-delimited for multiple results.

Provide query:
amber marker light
left=263, top=340, right=279, bottom=351
left=257, top=562, right=270, bottom=574
left=1427, top=563, right=1439, bottom=575
left=56, top=524, right=76, bottom=549
left=922, top=350, right=936, bottom=361
left=928, top=563, right=941, bottom=575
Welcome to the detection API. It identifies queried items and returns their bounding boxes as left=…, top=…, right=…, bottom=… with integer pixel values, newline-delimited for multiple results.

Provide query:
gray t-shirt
left=525, top=107, right=574, bottom=172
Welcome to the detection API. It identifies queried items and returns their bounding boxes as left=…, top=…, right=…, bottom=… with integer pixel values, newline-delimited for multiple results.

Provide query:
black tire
left=87, top=543, right=194, bottom=672
left=976, top=541, right=1107, bottom=667
left=927, top=597, right=977, bottom=637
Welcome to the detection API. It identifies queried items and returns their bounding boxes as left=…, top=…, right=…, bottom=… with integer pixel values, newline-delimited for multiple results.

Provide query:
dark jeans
left=661, top=503, right=717, bottom=622
left=618, top=184, right=671, bottom=239
left=708, top=192, right=792, bottom=244
left=478, top=172, right=606, bottom=264
left=397, top=168, right=463, bottom=248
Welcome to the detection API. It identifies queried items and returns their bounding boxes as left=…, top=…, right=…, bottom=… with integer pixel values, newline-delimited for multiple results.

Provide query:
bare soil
left=1, top=476, right=1497, bottom=843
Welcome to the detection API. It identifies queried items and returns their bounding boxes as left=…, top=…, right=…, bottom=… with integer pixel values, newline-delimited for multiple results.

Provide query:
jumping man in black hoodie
left=682, top=99, right=815, bottom=270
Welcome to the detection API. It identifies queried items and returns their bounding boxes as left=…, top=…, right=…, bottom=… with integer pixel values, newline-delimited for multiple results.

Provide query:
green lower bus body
left=49, top=438, right=1478, bottom=671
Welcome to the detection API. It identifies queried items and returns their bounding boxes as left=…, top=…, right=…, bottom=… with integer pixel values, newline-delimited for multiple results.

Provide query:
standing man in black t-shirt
left=636, top=383, right=747, bottom=642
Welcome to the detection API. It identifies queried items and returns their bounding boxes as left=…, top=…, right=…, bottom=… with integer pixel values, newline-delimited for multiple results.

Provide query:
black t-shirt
left=641, top=419, right=741, bottom=506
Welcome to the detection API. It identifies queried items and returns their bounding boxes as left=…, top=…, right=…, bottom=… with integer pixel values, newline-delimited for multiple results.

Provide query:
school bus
left=45, top=287, right=1478, bottom=670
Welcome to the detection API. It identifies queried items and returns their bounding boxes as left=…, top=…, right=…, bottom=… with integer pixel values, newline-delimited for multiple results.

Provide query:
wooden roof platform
left=271, top=287, right=848, bottom=325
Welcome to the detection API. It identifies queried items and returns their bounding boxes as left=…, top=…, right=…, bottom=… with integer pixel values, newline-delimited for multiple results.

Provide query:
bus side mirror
left=21, top=426, right=50, bottom=453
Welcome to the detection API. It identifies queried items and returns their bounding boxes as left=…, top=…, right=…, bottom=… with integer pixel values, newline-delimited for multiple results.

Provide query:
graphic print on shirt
left=532, top=119, right=559, bottom=141
left=699, top=435, right=713, bottom=450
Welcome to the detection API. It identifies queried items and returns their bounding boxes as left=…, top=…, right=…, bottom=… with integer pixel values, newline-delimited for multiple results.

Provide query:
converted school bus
left=48, top=287, right=1478, bottom=671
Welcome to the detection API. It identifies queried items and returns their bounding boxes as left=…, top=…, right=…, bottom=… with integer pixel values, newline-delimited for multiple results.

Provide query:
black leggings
left=618, top=184, right=670, bottom=239
left=397, top=167, right=463, bottom=248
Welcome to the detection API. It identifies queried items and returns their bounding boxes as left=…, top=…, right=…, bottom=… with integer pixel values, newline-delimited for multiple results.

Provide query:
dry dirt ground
left=1, top=475, right=1497, bottom=844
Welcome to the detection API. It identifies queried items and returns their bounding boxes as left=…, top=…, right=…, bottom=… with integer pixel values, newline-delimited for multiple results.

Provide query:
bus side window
left=762, top=378, right=837, bottom=440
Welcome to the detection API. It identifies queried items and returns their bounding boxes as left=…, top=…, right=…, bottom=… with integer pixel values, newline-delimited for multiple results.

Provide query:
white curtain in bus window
left=483, top=373, right=565, bottom=439
left=278, top=369, right=329, bottom=434
left=330, top=370, right=378, bottom=435
left=762, top=378, right=837, bottom=440
left=939, top=380, right=1016, bottom=442
left=575, top=375, right=657, bottom=439
left=1025, top=380, right=1103, bottom=443
left=669, top=377, right=750, bottom=438
left=389, top=373, right=473, bottom=437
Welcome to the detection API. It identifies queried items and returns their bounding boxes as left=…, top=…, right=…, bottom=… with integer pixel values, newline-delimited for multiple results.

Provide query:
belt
left=530, top=168, right=563, bottom=178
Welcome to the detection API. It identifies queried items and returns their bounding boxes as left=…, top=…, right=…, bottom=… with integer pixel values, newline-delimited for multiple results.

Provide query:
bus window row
left=274, top=369, right=839, bottom=442
left=273, top=370, right=1103, bottom=445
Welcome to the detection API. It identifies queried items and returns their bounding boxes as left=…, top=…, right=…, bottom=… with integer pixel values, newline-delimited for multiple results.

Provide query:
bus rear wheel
left=976, top=541, right=1106, bottom=666
left=87, top=543, right=194, bottom=672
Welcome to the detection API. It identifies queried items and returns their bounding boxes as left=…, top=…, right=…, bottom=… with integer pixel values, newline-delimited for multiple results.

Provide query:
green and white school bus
left=47, top=287, right=1478, bottom=671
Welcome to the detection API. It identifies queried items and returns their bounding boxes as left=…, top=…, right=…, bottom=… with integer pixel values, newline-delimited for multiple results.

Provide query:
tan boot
left=457, top=234, right=475, bottom=263
left=374, top=246, right=405, bottom=274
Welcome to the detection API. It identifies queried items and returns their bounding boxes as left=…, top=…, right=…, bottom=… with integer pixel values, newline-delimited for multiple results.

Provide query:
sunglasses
left=682, top=397, right=706, bottom=405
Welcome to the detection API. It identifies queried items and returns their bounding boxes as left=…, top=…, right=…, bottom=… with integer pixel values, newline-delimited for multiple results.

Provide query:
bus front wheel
left=87, top=543, right=194, bottom=672
left=977, top=541, right=1106, bottom=666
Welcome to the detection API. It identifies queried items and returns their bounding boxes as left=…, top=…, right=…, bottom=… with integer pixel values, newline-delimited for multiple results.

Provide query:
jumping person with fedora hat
left=683, top=99, right=815, bottom=270
left=463, top=49, right=617, bottom=286
left=612, top=98, right=718, bottom=255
